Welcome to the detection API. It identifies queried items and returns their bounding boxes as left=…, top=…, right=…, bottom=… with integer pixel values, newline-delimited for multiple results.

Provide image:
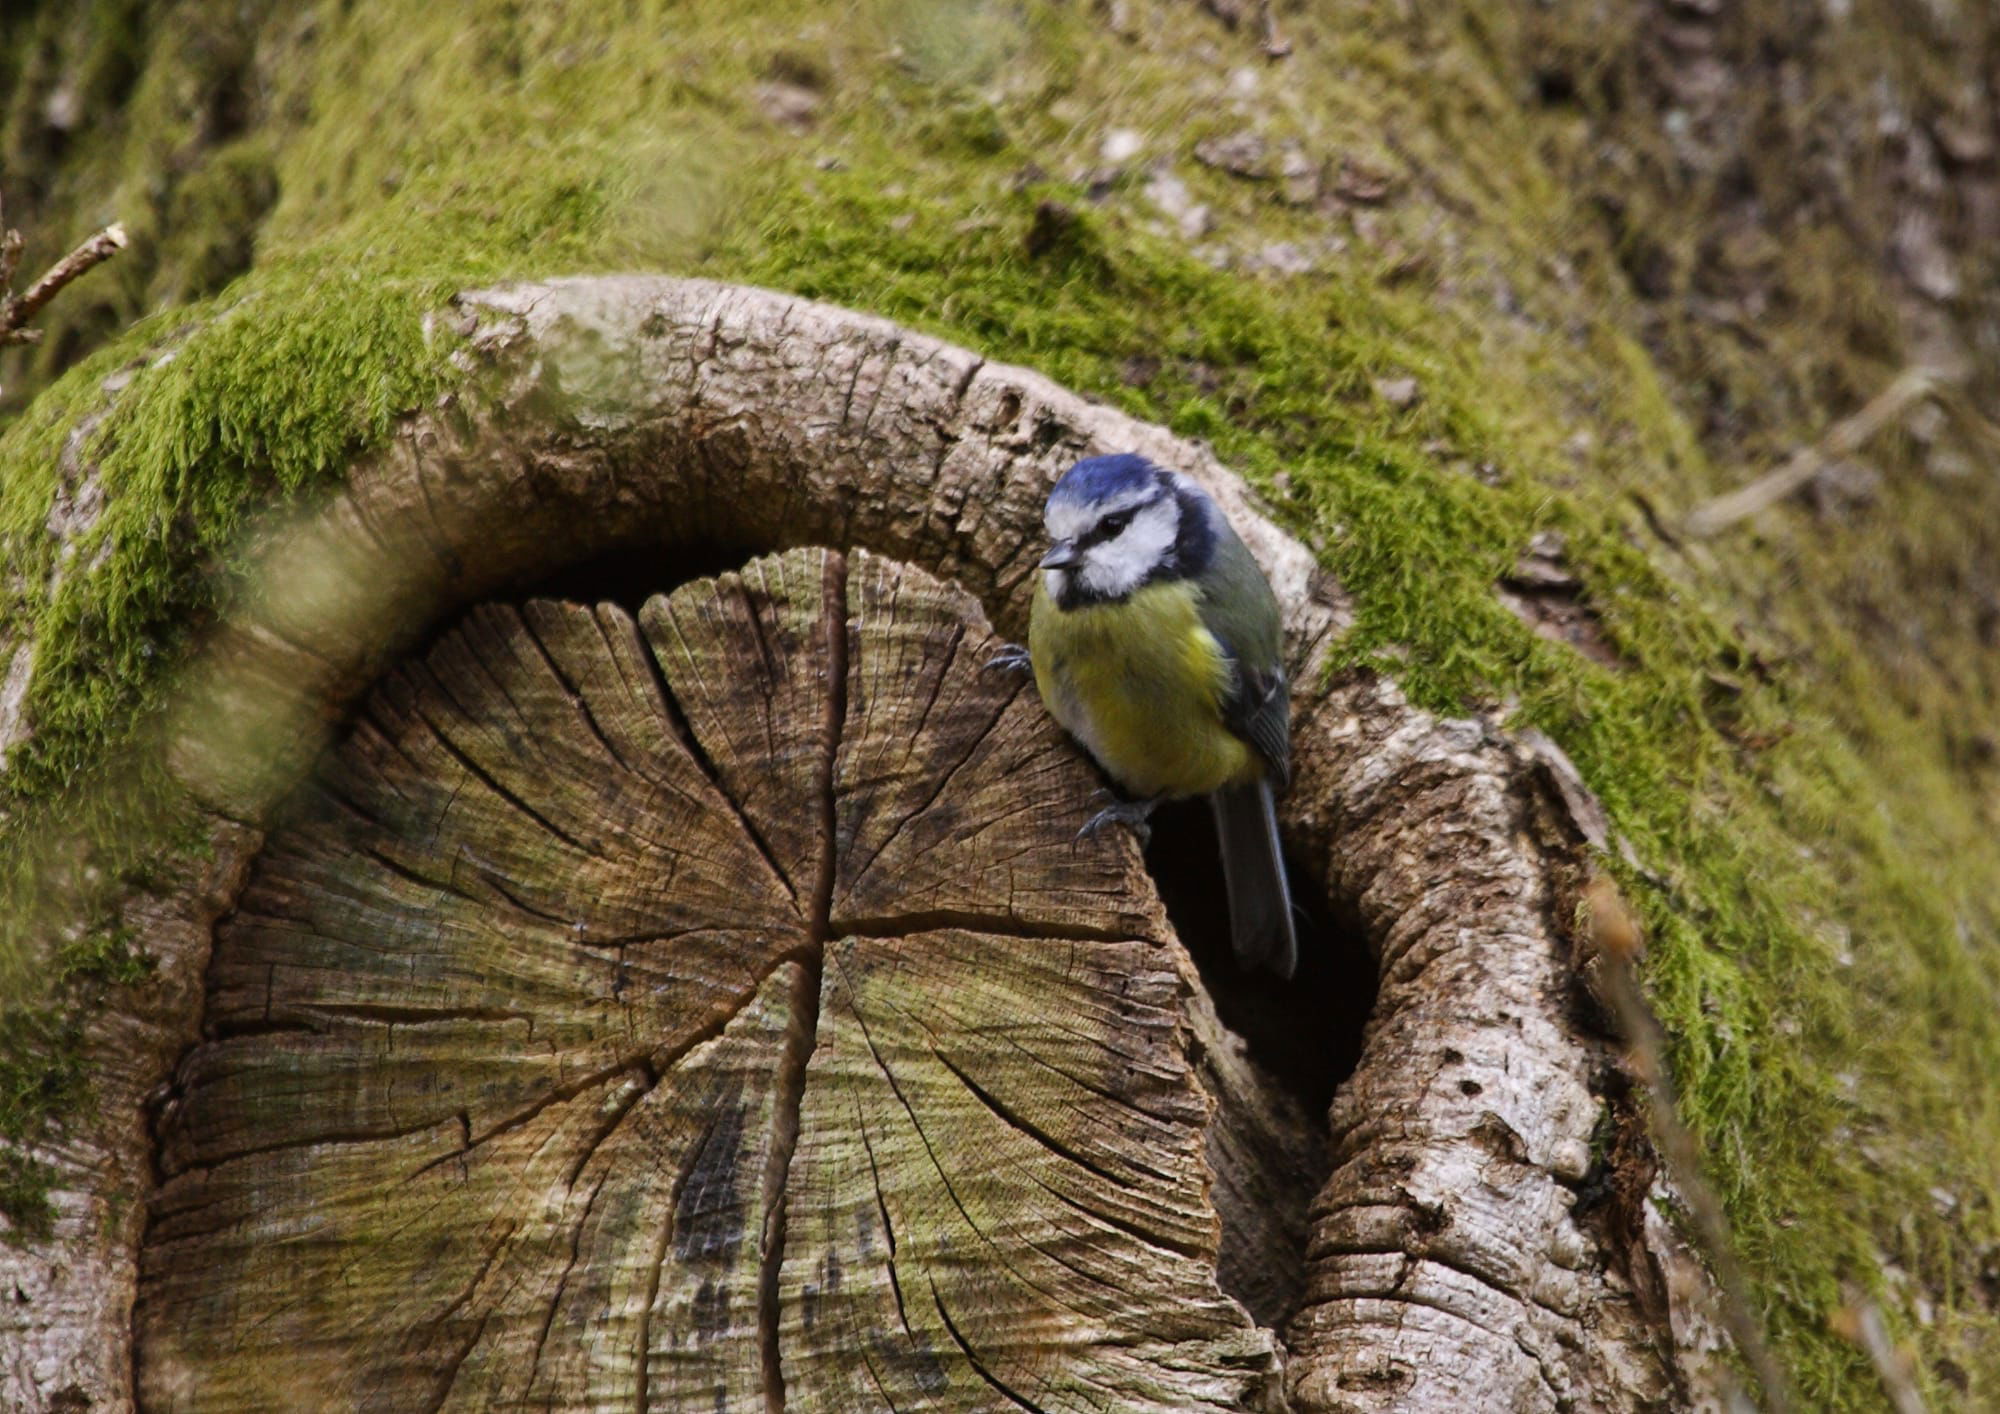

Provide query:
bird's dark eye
left=1099, top=510, right=1134, bottom=536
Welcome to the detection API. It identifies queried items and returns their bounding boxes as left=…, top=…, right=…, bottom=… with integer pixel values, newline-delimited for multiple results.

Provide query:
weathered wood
left=641, top=551, right=842, bottom=909
left=829, top=552, right=1162, bottom=940
left=133, top=549, right=1279, bottom=1410
left=138, top=592, right=817, bottom=1408
left=1282, top=689, right=1678, bottom=1412
left=785, top=931, right=1267, bottom=1412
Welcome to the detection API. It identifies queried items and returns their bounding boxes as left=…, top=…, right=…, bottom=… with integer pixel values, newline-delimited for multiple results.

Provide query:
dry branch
left=1684, top=367, right=1950, bottom=537
left=0, top=191, right=127, bottom=354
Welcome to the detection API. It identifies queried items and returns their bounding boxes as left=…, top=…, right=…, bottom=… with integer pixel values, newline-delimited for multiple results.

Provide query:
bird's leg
left=983, top=642, right=1034, bottom=676
left=1076, top=792, right=1158, bottom=847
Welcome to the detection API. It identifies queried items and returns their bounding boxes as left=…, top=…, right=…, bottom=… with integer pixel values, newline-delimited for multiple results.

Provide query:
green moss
left=1, top=0, right=1995, bottom=1403
left=0, top=268, right=455, bottom=807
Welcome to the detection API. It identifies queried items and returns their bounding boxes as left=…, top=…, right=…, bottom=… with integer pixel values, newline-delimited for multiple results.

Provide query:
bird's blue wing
left=1216, top=645, right=1290, bottom=789
left=1189, top=517, right=1290, bottom=787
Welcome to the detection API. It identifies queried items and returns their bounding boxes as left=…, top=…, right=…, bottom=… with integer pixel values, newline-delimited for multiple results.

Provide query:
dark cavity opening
left=1143, top=797, right=1376, bottom=1330
left=1145, top=798, right=1374, bottom=1117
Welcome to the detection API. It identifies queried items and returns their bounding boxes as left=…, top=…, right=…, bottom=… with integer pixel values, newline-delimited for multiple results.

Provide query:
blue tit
left=1004, top=452, right=1297, bottom=978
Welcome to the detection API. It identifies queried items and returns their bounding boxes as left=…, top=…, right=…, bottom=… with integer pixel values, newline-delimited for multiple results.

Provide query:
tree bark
left=4, top=278, right=1727, bottom=1410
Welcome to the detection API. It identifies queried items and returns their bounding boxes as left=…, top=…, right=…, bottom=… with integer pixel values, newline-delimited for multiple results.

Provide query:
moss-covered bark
left=2, top=0, right=1996, bottom=1406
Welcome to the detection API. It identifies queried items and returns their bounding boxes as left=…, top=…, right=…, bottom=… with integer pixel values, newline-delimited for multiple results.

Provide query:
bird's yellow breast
left=1029, top=577, right=1254, bottom=799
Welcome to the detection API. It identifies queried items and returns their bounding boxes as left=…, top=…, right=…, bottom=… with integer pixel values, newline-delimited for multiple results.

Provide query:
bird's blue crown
left=1049, top=453, right=1163, bottom=509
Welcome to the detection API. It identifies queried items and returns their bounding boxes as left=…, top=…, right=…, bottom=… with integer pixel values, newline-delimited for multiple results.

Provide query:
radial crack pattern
left=135, top=548, right=1278, bottom=1413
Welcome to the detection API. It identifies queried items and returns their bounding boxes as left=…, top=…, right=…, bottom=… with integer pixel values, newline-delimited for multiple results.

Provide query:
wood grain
left=783, top=930, right=1267, bottom=1413
left=134, top=549, right=1276, bottom=1411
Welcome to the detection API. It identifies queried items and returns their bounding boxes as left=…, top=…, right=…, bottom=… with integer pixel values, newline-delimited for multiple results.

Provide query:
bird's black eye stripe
left=1082, top=509, right=1135, bottom=546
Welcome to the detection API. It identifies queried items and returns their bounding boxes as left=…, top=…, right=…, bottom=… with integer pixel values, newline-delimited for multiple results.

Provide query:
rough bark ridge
left=1287, top=687, right=1676, bottom=1410
left=2, top=277, right=1717, bottom=1411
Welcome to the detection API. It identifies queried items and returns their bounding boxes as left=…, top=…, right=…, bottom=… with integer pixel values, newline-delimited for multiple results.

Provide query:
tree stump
left=134, top=548, right=1277, bottom=1410
left=3, top=277, right=1726, bottom=1414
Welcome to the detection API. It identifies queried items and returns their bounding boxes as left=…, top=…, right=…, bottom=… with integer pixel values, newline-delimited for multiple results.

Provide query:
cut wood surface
left=135, top=548, right=1277, bottom=1411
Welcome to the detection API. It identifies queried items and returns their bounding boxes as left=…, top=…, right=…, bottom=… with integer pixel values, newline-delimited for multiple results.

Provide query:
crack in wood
left=826, top=946, right=1084, bottom=1322
left=203, top=1016, right=320, bottom=1043
left=349, top=836, right=480, bottom=906
left=563, top=1064, right=659, bottom=1187
left=560, top=925, right=778, bottom=952
left=423, top=1219, right=515, bottom=1341
left=405, top=689, right=600, bottom=859
left=402, top=981, right=762, bottom=1182
left=1026, top=1171, right=1210, bottom=1266
left=833, top=616, right=1008, bottom=894
left=812, top=556, right=848, bottom=942
left=757, top=550, right=846, bottom=1413
left=526, top=1167, right=612, bottom=1395
left=636, top=599, right=803, bottom=913
left=404, top=1053, right=651, bottom=1180
left=928, top=1274, right=1049, bottom=1414
left=155, top=1112, right=469, bottom=1182
left=634, top=1108, right=714, bottom=1414
left=297, top=1000, right=537, bottom=1029
left=928, top=1048, right=1124, bottom=1192
left=476, top=867, right=578, bottom=929
left=1319, top=1240, right=1579, bottom=1325
left=853, top=1091, right=915, bottom=1342
left=423, top=1310, right=493, bottom=1414
left=513, top=603, right=655, bottom=787
left=736, top=584, right=788, bottom=775
left=757, top=943, right=823, bottom=1414
left=830, top=910, right=1135, bottom=944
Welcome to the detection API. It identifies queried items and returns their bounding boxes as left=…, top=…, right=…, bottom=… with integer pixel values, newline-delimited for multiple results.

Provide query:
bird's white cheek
left=1044, top=568, right=1068, bottom=601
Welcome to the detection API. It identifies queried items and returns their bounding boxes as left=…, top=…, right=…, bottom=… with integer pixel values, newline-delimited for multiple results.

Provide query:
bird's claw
left=1074, top=793, right=1157, bottom=848
left=983, top=642, right=1033, bottom=676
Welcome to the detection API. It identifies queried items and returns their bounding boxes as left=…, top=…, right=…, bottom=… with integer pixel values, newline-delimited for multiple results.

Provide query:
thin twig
left=0, top=222, right=128, bottom=347
left=1683, top=366, right=1951, bottom=538
left=1582, top=874, right=1799, bottom=1414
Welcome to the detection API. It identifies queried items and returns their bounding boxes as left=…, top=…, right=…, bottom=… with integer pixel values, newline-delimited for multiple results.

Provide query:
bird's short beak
left=1039, top=540, right=1081, bottom=570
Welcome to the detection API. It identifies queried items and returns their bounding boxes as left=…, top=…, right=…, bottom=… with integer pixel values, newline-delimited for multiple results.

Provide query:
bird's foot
left=983, top=642, right=1033, bottom=676
left=1075, top=793, right=1158, bottom=848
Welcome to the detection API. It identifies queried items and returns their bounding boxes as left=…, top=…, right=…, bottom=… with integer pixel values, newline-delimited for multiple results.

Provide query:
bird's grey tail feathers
left=1211, top=780, right=1297, bottom=979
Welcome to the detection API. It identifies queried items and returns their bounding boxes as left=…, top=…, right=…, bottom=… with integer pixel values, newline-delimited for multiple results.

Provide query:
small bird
left=991, top=452, right=1297, bottom=978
